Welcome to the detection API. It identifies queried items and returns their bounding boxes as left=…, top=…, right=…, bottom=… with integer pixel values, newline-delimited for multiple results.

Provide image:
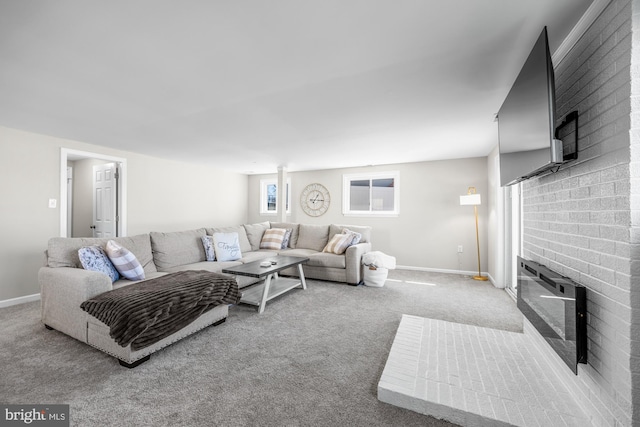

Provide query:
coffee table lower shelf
left=240, top=276, right=304, bottom=310
left=222, top=256, right=309, bottom=314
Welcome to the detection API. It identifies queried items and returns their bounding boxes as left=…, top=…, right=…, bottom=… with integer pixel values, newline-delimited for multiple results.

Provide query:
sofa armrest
left=39, top=267, right=113, bottom=343
left=345, top=242, right=372, bottom=285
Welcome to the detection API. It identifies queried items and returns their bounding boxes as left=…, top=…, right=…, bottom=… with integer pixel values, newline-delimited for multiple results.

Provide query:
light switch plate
left=48, top=198, right=57, bottom=208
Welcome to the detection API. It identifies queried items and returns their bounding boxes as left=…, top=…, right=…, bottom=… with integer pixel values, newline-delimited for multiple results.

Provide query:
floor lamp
left=459, top=187, right=487, bottom=281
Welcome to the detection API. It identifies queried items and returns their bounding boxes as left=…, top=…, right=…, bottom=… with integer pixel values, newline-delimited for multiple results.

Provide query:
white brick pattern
left=522, top=0, right=636, bottom=425
left=629, top=0, right=640, bottom=422
left=378, top=315, right=590, bottom=427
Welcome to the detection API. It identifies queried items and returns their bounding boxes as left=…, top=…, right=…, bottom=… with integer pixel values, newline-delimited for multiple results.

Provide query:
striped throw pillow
left=105, top=240, right=145, bottom=281
left=260, top=228, right=287, bottom=250
left=323, top=233, right=354, bottom=255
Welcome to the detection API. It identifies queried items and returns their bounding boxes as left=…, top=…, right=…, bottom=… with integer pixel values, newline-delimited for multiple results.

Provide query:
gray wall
left=0, top=126, right=249, bottom=302
left=248, top=158, right=489, bottom=274
left=522, top=0, right=637, bottom=424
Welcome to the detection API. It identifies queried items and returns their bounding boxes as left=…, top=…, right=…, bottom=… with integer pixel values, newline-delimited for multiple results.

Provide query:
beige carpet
left=0, top=270, right=522, bottom=427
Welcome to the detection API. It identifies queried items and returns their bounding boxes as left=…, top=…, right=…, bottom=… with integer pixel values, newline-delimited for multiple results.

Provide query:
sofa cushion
left=243, top=222, right=270, bottom=251
left=162, top=260, right=242, bottom=274
left=307, top=252, right=347, bottom=269
left=162, top=261, right=258, bottom=289
left=47, top=234, right=157, bottom=274
left=212, top=232, right=242, bottom=262
left=150, top=229, right=206, bottom=271
left=105, top=240, right=145, bottom=281
left=296, top=224, right=329, bottom=252
left=112, top=271, right=167, bottom=290
left=78, top=246, right=120, bottom=283
left=329, top=224, right=371, bottom=243
left=270, top=222, right=300, bottom=248
left=208, top=226, right=252, bottom=253
left=281, top=248, right=344, bottom=268
left=323, top=233, right=354, bottom=255
left=201, top=236, right=216, bottom=261
left=240, top=251, right=277, bottom=264
left=281, top=248, right=318, bottom=259
left=260, top=228, right=287, bottom=250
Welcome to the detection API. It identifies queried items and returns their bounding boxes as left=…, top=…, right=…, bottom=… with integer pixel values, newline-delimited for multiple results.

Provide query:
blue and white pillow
left=78, top=246, right=120, bottom=283
left=201, top=235, right=216, bottom=261
left=105, top=240, right=145, bottom=281
left=342, top=228, right=362, bottom=246
left=212, top=232, right=242, bottom=262
left=281, top=229, right=292, bottom=249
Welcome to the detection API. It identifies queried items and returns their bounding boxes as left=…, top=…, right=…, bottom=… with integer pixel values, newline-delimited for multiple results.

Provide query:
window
left=260, top=178, right=291, bottom=215
left=342, top=171, right=399, bottom=216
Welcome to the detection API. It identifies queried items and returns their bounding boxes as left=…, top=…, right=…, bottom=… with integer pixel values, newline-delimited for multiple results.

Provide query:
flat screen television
left=498, top=27, right=577, bottom=186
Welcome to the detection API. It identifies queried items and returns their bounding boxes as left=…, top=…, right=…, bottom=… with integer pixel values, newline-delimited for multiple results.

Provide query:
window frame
left=342, top=171, right=400, bottom=217
left=260, top=178, right=291, bottom=215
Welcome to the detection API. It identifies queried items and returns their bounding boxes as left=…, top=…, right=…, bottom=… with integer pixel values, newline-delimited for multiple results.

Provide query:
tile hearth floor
left=378, top=315, right=589, bottom=427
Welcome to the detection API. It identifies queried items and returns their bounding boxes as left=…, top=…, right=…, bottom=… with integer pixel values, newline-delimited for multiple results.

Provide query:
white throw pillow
left=212, top=232, right=242, bottom=262
left=104, top=240, right=145, bottom=281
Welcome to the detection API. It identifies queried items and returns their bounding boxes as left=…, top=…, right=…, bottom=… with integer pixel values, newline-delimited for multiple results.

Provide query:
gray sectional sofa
left=39, top=221, right=371, bottom=366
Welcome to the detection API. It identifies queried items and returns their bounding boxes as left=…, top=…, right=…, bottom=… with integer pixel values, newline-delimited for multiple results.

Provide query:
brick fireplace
left=522, top=0, right=639, bottom=424
left=380, top=2, right=639, bottom=425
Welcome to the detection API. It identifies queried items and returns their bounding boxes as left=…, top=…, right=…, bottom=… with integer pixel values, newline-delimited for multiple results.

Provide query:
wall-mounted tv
left=498, top=27, right=577, bottom=187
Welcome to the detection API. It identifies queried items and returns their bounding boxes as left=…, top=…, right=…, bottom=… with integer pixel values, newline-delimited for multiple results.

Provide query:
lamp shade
left=460, top=194, right=481, bottom=206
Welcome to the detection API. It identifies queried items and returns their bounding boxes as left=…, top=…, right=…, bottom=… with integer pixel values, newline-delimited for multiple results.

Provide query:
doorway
left=60, top=148, right=127, bottom=238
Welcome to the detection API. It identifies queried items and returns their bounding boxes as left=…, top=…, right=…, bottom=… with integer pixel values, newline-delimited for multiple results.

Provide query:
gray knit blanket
left=80, top=270, right=240, bottom=350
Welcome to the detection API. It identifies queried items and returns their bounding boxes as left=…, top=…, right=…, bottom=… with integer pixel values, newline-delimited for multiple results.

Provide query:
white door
left=93, top=163, right=117, bottom=238
left=66, top=166, right=73, bottom=237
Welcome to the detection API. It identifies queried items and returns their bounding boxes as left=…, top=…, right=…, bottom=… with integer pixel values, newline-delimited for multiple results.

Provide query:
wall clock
left=301, top=183, right=330, bottom=217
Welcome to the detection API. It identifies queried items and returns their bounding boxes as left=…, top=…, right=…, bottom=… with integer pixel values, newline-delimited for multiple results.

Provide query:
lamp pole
left=473, top=203, right=487, bottom=281
left=460, top=187, right=487, bottom=281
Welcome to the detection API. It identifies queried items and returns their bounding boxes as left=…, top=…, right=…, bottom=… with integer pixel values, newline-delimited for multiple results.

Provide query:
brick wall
left=629, top=0, right=640, bottom=422
left=522, top=0, right=634, bottom=425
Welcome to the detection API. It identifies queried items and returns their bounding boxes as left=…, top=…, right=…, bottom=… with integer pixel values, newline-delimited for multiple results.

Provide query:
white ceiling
left=0, top=0, right=593, bottom=174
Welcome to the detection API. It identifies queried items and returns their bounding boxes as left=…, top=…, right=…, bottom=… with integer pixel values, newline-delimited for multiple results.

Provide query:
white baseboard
left=0, top=293, right=40, bottom=308
left=396, top=264, right=479, bottom=276
left=396, top=265, right=505, bottom=289
left=485, top=272, right=506, bottom=289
